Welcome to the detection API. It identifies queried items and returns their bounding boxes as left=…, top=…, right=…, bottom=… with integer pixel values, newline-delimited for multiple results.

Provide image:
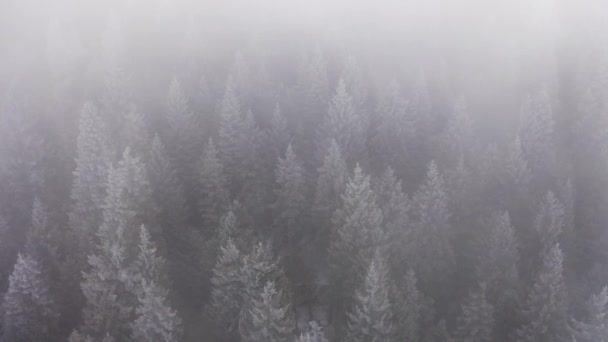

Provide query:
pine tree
left=198, top=138, right=229, bottom=233
left=346, top=253, right=394, bottom=342
left=25, top=197, right=58, bottom=266
left=239, top=280, right=294, bottom=342
left=456, top=284, right=494, bottom=342
left=218, top=80, right=244, bottom=194
left=329, top=164, right=384, bottom=303
left=2, top=253, right=57, bottom=342
left=266, top=104, right=290, bottom=165
left=516, top=243, right=569, bottom=342
left=571, top=286, right=608, bottom=342
left=410, top=161, right=453, bottom=298
left=69, top=102, right=112, bottom=263
left=274, top=144, right=307, bottom=250
left=518, top=87, right=556, bottom=187
left=124, top=104, right=150, bottom=160
left=296, top=321, right=328, bottom=342
left=79, top=148, right=154, bottom=340
left=131, top=226, right=182, bottom=342
left=210, top=238, right=244, bottom=339
left=440, top=97, right=476, bottom=167
left=314, top=139, right=348, bottom=243
left=317, top=78, right=364, bottom=167
left=475, top=211, right=519, bottom=337
left=147, top=134, right=187, bottom=235
left=342, top=55, right=368, bottom=114
left=392, top=269, right=423, bottom=342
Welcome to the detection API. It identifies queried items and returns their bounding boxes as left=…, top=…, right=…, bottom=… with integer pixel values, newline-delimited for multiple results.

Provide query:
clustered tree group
left=1, top=6, right=608, bottom=342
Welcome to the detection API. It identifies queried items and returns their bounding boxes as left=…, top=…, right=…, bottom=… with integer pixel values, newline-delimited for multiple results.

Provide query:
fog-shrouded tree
left=273, top=144, right=307, bottom=252
left=218, top=80, right=244, bottom=195
left=317, top=78, right=365, bottom=167
left=198, top=137, right=230, bottom=234
left=410, top=161, right=453, bottom=302
left=123, top=105, right=150, bottom=160
left=131, top=226, right=182, bottom=342
left=391, top=269, right=427, bottom=342
left=455, top=284, right=494, bottom=342
left=313, top=139, right=348, bottom=245
left=69, top=102, right=112, bottom=264
left=296, top=321, right=328, bottom=342
left=329, top=164, right=384, bottom=311
left=570, top=286, right=608, bottom=342
left=516, top=243, right=569, bottom=342
left=345, top=252, right=394, bottom=342
left=2, top=253, right=57, bottom=342
left=239, top=280, right=294, bottom=342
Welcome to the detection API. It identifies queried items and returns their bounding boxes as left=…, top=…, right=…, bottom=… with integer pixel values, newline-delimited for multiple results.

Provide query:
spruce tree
left=516, top=243, right=569, bottom=342
left=345, top=253, right=394, bottom=342
left=123, top=105, right=150, bottom=160
left=69, top=102, right=112, bottom=263
left=198, top=138, right=230, bottom=234
left=571, top=286, right=608, bottom=342
left=314, top=139, right=348, bottom=244
left=455, top=284, right=494, bottom=342
left=131, top=226, right=182, bottom=342
left=329, top=164, right=384, bottom=304
left=410, top=161, right=453, bottom=298
left=2, top=253, right=57, bottom=342
left=296, top=321, right=328, bottom=342
left=317, top=78, right=364, bottom=167
left=274, top=144, right=306, bottom=250
left=239, top=280, right=294, bottom=342
left=391, top=269, right=431, bottom=342
left=218, top=80, right=244, bottom=194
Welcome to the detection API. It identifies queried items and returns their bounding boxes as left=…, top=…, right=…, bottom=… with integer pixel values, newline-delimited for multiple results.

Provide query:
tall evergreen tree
left=69, top=102, right=112, bottom=263
left=345, top=253, right=394, bottom=342
left=392, top=269, right=425, bottom=342
left=516, top=243, right=569, bottom=342
left=410, top=161, right=453, bottom=299
left=274, top=144, right=307, bottom=250
left=239, top=280, right=294, bottom=342
left=198, top=138, right=230, bottom=234
left=317, top=78, right=364, bottom=167
left=2, top=253, right=57, bottom=342
left=313, top=139, right=348, bottom=244
left=571, top=286, right=608, bottom=342
left=296, top=321, right=328, bottom=342
left=455, top=284, right=494, bottom=342
left=131, top=226, right=182, bottom=342
left=329, top=164, right=384, bottom=305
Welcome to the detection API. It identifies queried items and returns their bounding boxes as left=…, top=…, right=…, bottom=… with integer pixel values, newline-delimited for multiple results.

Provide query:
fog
left=1, top=0, right=608, bottom=341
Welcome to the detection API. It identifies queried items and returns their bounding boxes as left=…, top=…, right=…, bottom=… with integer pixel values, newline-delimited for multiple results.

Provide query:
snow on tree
left=516, top=243, right=569, bottom=342
left=455, top=284, right=494, bottom=342
left=131, top=226, right=182, bottom=342
left=198, top=138, right=229, bottom=233
left=342, top=55, right=368, bottom=114
left=317, top=78, right=364, bottom=167
left=410, top=161, right=453, bottom=298
left=296, top=321, right=328, bottom=342
left=210, top=238, right=244, bottom=338
left=345, top=253, right=394, bottom=342
left=274, top=144, right=307, bottom=250
left=329, top=164, right=384, bottom=303
left=570, top=286, right=608, bottom=342
left=69, top=102, right=112, bottom=263
left=2, top=253, right=57, bottom=341
left=314, top=139, right=348, bottom=243
left=124, top=105, right=150, bottom=160
left=391, top=269, right=429, bottom=342
left=218, top=80, right=244, bottom=194
left=239, top=280, right=294, bottom=342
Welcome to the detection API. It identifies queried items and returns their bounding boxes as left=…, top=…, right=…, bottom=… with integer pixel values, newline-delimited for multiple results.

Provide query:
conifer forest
left=1, top=0, right=608, bottom=341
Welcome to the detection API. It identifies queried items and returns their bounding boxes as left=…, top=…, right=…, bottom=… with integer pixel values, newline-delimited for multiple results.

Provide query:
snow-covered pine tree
left=392, top=269, right=425, bottom=342
left=239, top=280, right=294, bottom=342
left=571, top=286, right=608, bottom=342
left=345, top=252, right=394, bottom=342
left=131, top=226, right=182, bottom=342
left=410, top=161, right=453, bottom=300
left=317, top=78, right=364, bottom=167
left=296, top=321, right=328, bottom=342
left=455, top=284, right=494, bottom=342
left=198, top=138, right=230, bottom=233
left=69, top=102, right=112, bottom=263
left=2, top=253, right=57, bottom=341
left=314, top=139, right=348, bottom=244
left=329, top=164, right=384, bottom=305
left=516, top=243, right=569, bottom=342
left=274, top=144, right=306, bottom=251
